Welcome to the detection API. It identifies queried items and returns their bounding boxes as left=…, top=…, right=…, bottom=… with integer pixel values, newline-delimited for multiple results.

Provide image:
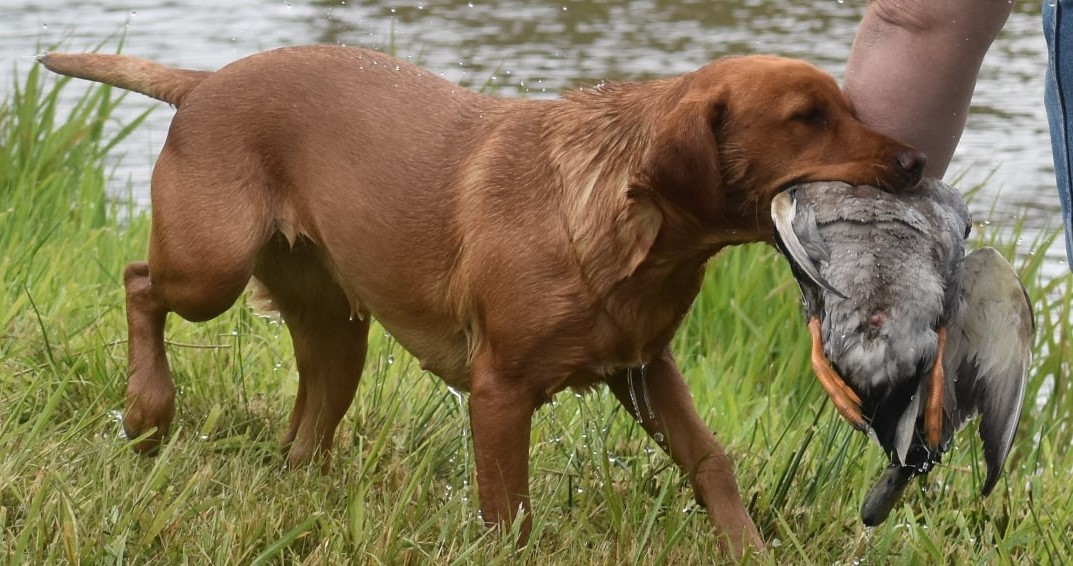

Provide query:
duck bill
left=861, top=465, right=916, bottom=526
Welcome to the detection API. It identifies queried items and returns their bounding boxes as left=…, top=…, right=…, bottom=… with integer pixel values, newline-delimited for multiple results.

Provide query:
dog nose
left=895, top=149, right=927, bottom=186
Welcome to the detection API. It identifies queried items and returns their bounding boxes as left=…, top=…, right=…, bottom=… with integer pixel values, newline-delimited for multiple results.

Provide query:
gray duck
left=770, top=178, right=1033, bottom=525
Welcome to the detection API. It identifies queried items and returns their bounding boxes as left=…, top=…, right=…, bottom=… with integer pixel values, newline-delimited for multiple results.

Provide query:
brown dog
left=41, top=45, right=923, bottom=556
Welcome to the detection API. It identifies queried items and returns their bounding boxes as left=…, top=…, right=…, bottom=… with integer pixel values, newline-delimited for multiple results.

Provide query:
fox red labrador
left=42, top=45, right=923, bottom=555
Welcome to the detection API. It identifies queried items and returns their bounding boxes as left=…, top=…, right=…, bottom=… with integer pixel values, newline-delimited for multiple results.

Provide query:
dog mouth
left=765, top=179, right=828, bottom=212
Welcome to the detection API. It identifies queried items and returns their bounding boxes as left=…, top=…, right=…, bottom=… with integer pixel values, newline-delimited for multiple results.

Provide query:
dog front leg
left=606, top=349, right=764, bottom=557
left=467, top=354, right=540, bottom=544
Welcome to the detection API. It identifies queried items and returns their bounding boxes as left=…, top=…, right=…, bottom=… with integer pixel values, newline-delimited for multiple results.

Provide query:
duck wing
left=943, top=247, right=1034, bottom=495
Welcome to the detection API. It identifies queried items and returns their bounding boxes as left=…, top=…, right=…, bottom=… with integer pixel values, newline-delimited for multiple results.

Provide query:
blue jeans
left=1045, top=0, right=1073, bottom=267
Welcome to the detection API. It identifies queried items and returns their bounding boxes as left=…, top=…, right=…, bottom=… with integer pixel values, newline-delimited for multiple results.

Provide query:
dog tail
left=38, top=53, right=210, bottom=107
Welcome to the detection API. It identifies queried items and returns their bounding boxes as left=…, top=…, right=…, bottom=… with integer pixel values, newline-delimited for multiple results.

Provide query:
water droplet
left=108, top=410, right=126, bottom=439
left=639, top=364, right=657, bottom=421
left=447, top=386, right=465, bottom=406
left=626, top=367, right=643, bottom=421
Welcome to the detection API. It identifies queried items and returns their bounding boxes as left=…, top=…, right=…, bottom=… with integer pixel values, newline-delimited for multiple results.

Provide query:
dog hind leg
left=123, top=145, right=273, bottom=451
left=122, top=236, right=261, bottom=451
left=122, top=260, right=178, bottom=451
left=253, top=236, right=369, bottom=469
left=277, top=303, right=368, bottom=469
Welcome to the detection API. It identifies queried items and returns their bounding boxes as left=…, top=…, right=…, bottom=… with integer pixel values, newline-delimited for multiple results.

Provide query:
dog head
left=632, top=55, right=925, bottom=244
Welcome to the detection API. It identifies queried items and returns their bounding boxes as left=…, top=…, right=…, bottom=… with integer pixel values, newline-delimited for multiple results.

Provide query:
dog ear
left=570, top=184, right=663, bottom=296
left=609, top=187, right=663, bottom=281
left=632, top=98, right=724, bottom=224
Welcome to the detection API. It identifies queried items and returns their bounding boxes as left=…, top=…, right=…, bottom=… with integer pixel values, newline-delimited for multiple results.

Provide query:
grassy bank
left=1, top=61, right=1071, bottom=565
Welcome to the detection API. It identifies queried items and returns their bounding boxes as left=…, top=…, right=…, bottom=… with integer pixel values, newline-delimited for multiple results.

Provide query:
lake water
left=2, top=0, right=1066, bottom=278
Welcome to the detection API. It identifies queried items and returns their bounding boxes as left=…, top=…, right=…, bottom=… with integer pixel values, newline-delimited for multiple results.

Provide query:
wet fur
left=40, top=45, right=924, bottom=556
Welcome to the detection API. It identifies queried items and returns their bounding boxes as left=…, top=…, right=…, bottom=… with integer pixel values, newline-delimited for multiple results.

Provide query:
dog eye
left=791, top=107, right=828, bottom=128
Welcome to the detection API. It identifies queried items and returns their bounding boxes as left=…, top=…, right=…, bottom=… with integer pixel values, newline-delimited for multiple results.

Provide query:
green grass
left=2, top=59, right=1072, bottom=566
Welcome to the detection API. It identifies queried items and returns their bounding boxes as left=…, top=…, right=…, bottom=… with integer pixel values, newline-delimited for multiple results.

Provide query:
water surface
left=2, top=1, right=1064, bottom=276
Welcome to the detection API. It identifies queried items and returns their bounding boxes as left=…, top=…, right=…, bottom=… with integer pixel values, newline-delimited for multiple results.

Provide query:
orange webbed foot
left=808, top=317, right=868, bottom=431
left=923, top=326, right=947, bottom=451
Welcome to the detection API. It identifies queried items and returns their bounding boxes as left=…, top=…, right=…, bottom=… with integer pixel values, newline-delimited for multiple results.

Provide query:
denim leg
left=1044, top=0, right=1073, bottom=267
